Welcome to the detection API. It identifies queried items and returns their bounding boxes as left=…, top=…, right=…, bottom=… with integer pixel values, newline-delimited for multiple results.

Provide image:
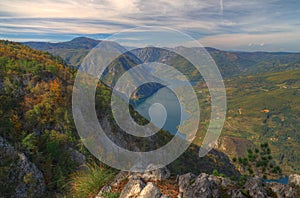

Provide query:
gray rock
left=182, top=173, right=219, bottom=198
left=120, top=178, right=146, bottom=198
left=111, top=171, right=130, bottom=187
left=230, top=189, right=249, bottom=198
left=178, top=173, right=196, bottom=193
left=0, top=136, right=46, bottom=197
left=269, top=182, right=300, bottom=198
left=95, top=185, right=112, bottom=198
left=289, top=174, right=300, bottom=187
left=244, top=176, right=267, bottom=198
left=131, top=165, right=170, bottom=182
left=67, top=147, right=86, bottom=167
left=142, top=165, right=171, bottom=181
left=137, top=182, right=162, bottom=198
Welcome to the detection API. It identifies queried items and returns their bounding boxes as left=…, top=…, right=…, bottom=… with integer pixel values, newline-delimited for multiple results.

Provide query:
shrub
left=212, top=169, right=219, bottom=176
left=69, top=163, right=116, bottom=198
left=103, top=192, right=121, bottom=198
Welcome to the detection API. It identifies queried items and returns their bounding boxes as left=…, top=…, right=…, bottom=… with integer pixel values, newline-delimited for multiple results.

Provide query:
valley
left=1, top=38, right=299, bottom=197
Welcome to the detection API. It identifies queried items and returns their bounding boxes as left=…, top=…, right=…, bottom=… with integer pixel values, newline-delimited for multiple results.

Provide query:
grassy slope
left=222, top=69, right=300, bottom=174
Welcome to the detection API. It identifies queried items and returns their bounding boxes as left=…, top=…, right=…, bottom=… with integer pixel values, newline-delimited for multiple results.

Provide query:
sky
left=0, top=0, right=299, bottom=51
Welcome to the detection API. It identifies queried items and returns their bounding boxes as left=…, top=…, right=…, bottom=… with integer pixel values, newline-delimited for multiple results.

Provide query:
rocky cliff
left=0, top=136, right=46, bottom=197
left=96, top=166, right=300, bottom=198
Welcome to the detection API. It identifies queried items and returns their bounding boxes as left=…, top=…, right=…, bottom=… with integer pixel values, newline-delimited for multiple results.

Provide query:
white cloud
left=0, top=0, right=299, bottom=51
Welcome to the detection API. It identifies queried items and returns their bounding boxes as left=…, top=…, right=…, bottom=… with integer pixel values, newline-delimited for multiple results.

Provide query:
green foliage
left=223, top=68, right=300, bottom=174
left=0, top=40, right=77, bottom=194
left=21, top=133, right=38, bottom=154
left=212, top=169, right=227, bottom=177
left=237, top=175, right=248, bottom=187
left=69, top=163, right=116, bottom=198
left=213, top=169, right=219, bottom=176
left=232, top=142, right=282, bottom=178
left=103, top=191, right=121, bottom=198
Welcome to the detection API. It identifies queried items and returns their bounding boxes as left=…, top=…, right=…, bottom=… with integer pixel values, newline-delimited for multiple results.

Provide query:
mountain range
left=23, top=37, right=300, bottom=175
left=1, top=38, right=299, bottom=196
left=24, top=37, right=300, bottom=79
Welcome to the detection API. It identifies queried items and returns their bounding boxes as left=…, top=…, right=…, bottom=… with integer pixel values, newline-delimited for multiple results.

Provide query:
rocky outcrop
left=215, top=136, right=254, bottom=159
left=243, top=176, right=268, bottom=198
left=137, top=182, right=162, bottom=198
left=0, top=136, right=46, bottom=197
left=131, top=165, right=171, bottom=182
left=100, top=166, right=300, bottom=198
left=119, top=177, right=165, bottom=198
left=120, top=178, right=146, bottom=198
left=180, top=173, right=219, bottom=198
left=269, top=183, right=297, bottom=198
left=289, top=174, right=300, bottom=187
left=178, top=173, right=196, bottom=193
left=97, top=165, right=170, bottom=198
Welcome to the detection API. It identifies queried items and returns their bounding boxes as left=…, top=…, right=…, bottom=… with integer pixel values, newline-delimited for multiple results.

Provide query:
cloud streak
left=0, top=0, right=299, bottom=51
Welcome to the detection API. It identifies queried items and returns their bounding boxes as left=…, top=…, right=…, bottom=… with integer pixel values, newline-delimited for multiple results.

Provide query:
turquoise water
left=132, top=64, right=195, bottom=138
left=133, top=85, right=189, bottom=138
left=263, top=176, right=289, bottom=184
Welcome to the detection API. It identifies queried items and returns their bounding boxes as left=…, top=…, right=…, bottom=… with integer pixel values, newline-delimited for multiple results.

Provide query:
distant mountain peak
left=70, top=37, right=98, bottom=43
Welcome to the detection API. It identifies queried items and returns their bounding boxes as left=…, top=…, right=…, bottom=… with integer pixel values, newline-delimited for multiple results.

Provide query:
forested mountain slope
left=0, top=40, right=241, bottom=197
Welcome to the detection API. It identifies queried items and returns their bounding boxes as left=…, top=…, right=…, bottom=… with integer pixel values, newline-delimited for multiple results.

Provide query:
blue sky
left=0, top=0, right=299, bottom=51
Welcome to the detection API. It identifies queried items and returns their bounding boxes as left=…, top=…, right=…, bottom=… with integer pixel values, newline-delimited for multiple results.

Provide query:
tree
left=232, top=142, right=282, bottom=179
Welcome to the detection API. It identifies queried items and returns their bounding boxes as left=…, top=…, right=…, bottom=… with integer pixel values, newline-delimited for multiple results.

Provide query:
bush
left=69, top=163, right=116, bottom=198
left=212, top=169, right=219, bottom=176
left=103, top=192, right=121, bottom=198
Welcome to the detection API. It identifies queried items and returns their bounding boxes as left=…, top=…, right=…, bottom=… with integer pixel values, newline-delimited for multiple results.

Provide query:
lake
left=133, top=84, right=190, bottom=138
left=263, top=176, right=289, bottom=184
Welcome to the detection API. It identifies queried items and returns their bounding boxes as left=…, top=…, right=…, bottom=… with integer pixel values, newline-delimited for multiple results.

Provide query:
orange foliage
left=49, top=78, right=63, bottom=103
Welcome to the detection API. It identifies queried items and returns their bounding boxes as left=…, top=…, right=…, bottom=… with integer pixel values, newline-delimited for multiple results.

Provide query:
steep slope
left=25, top=38, right=163, bottom=100
left=1, top=40, right=242, bottom=197
left=0, top=40, right=78, bottom=195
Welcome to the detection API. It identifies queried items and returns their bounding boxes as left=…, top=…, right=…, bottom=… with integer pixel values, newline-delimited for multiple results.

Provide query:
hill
left=24, top=37, right=100, bottom=67
left=0, top=40, right=241, bottom=197
left=221, top=68, right=300, bottom=174
left=24, top=37, right=300, bottom=79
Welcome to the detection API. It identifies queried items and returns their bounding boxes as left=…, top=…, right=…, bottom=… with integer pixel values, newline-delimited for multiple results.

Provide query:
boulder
left=130, top=165, right=170, bottom=182
left=289, top=174, right=300, bottom=187
left=182, top=173, right=219, bottom=198
left=137, top=182, right=162, bottom=198
left=178, top=173, right=196, bottom=193
left=67, top=147, right=86, bottom=167
left=120, top=178, right=145, bottom=198
left=142, top=165, right=170, bottom=181
left=244, top=176, right=267, bottom=198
